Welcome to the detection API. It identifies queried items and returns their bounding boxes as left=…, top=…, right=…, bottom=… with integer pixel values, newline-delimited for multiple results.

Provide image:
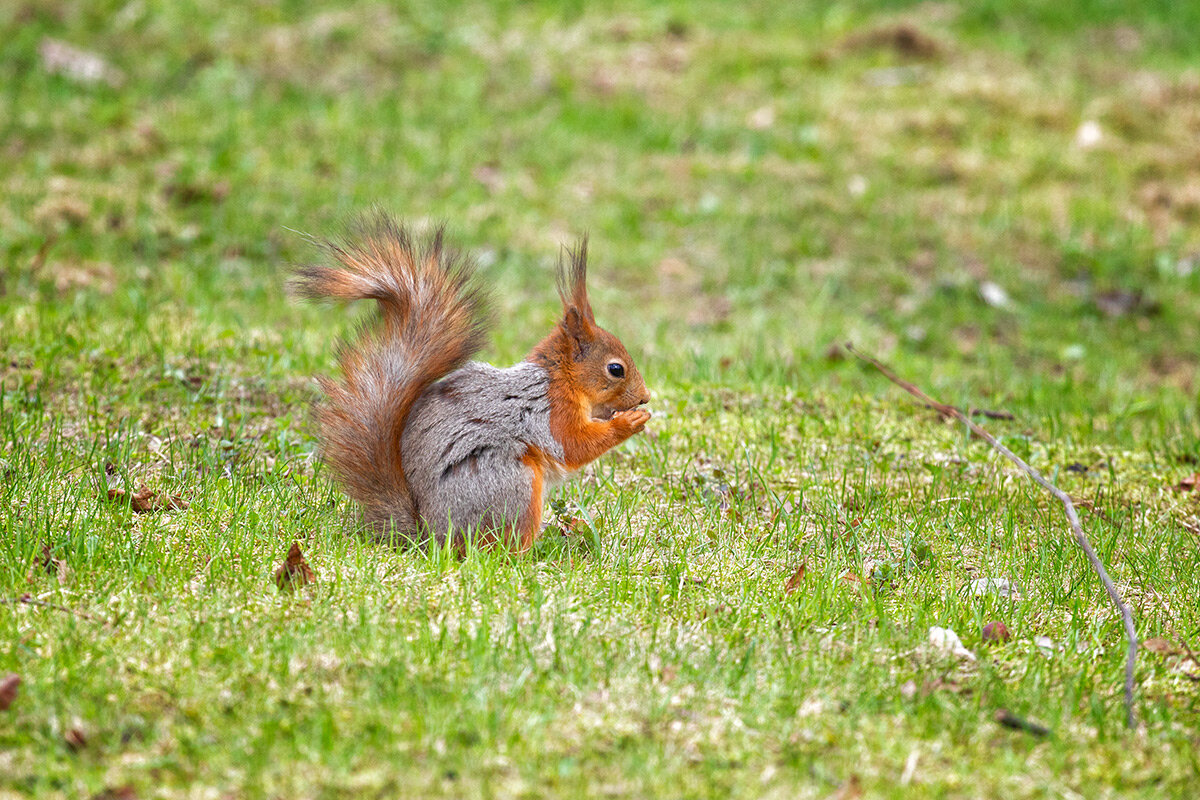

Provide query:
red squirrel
left=293, top=214, right=650, bottom=550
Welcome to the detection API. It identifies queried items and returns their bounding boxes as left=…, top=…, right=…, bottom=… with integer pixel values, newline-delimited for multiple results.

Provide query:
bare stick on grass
left=847, top=344, right=1138, bottom=728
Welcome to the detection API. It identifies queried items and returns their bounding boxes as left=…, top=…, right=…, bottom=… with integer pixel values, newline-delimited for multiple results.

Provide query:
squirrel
left=293, top=214, right=651, bottom=551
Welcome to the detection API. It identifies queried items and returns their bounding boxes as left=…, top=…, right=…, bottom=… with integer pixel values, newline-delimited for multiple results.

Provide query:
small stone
left=1075, top=120, right=1103, bottom=149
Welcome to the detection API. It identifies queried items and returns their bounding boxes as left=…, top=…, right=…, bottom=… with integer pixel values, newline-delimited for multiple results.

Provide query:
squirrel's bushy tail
left=293, top=214, right=491, bottom=540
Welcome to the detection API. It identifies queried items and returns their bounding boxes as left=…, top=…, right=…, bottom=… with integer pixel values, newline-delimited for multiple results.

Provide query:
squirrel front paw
left=616, top=408, right=651, bottom=434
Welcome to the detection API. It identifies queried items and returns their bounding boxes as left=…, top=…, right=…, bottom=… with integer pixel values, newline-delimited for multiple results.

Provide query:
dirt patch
left=839, top=23, right=946, bottom=61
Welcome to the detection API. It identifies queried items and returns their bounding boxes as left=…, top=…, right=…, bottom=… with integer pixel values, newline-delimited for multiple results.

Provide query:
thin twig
left=0, top=595, right=99, bottom=622
left=1180, top=639, right=1200, bottom=674
left=847, top=343, right=1138, bottom=728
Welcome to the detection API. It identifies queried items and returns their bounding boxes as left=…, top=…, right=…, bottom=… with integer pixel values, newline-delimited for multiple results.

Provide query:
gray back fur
left=400, top=361, right=564, bottom=545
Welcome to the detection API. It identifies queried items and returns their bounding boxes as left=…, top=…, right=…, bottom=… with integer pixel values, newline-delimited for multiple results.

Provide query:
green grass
left=3, top=1, right=1200, bottom=797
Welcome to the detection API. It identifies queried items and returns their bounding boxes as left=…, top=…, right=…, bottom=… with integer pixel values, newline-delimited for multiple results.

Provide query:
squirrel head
left=530, top=238, right=650, bottom=420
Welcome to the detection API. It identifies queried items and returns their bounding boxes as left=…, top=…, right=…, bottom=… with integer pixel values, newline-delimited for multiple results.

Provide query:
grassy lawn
left=3, top=1, right=1200, bottom=796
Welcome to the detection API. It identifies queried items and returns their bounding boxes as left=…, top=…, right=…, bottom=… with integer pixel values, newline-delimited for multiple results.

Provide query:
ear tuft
left=557, top=236, right=595, bottom=323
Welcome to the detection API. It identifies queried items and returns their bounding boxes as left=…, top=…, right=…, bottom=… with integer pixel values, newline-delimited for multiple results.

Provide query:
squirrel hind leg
left=516, top=451, right=546, bottom=552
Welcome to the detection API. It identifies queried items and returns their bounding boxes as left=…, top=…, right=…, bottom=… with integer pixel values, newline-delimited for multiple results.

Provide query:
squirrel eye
left=606, top=362, right=625, bottom=379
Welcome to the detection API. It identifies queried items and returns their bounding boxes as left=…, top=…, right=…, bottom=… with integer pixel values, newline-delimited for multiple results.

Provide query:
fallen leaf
left=1143, top=637, right=1180, bottom=656
left=783, top=563, right=808, bottom=595
left=981, top=621, right=1012, bottom=644
left=106, top=486, right=188, bottom=513
left=275, top=542, right=315, bottom=591
left=39, top=543, right=69, bottom=584
left=65, top=726, right=88, bottom=751
left=1174, top=473, right=1200, bottom=491
left=0, top=673, right=19, bottom=711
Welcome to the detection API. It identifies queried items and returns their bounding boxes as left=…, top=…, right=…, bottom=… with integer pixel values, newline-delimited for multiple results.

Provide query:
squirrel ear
left=561, top=305, right=592, bottom=336
left=560, top=305, right=594, bottom=358
left=557, top=236, right=595, bottom=323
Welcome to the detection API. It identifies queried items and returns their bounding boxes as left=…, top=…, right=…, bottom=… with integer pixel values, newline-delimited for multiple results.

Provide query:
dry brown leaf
left=275, top=542, right=316, bottom=591
left=128, top=487, right=159, bottom=513
left=106, top=486, right=189, bottom=513
left=39, top=543, right=69, bottom=584
left=65, top=726, right=88, bottom=751
left=1175, top=473, right=1200, bottom=491
left=0, top=673, right=20, bottom=711
left=1143, top=636, right=1180, bottom=656
left=840, top=569, right=863, bottom=585
left=784, top=563, right=808, bottom=595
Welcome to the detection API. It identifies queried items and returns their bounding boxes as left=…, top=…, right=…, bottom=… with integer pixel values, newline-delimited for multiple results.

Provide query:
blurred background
left=3, top=0, right=1199, bottom=429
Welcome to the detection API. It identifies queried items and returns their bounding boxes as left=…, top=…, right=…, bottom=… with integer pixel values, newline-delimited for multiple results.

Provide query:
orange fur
left=518, top=448, right=546, bottom=551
